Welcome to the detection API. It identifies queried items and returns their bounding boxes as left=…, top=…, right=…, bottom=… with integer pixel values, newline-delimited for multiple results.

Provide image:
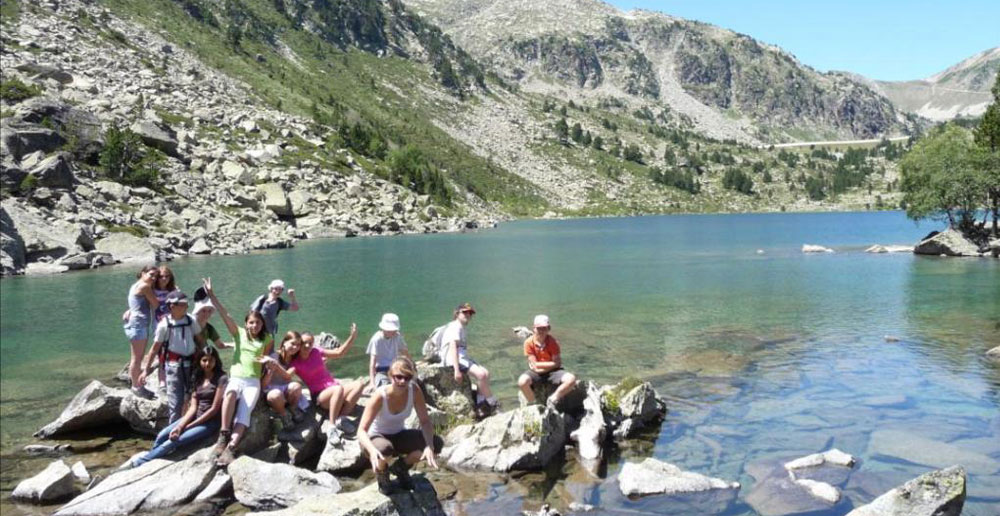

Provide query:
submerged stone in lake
left=846, top=465, right=966, bottom=516
left=617, top=457, right=739, bottom=497
left=867, top=429, right=999, bottom=475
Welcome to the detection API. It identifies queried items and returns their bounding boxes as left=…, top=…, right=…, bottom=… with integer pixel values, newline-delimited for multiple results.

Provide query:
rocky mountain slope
left=403, top=0, right=916, bottom=143
left=871, top=47, right=999, bottom=121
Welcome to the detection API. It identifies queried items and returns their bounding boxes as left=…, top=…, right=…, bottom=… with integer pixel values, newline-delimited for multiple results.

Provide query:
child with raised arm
left=204, top=278, right=273, bottom=467
left=367, top=313, right=411, bottom=391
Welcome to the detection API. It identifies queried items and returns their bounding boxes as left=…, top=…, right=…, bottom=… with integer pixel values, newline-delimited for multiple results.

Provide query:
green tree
left=554, top=118, right=569, bottom=140
left=570, top=122, right=583, bottom=143
left=99, top=125, right=161, bottom=189
left=900, top=124, right=988, bottom=231
left=973, top=71, right=1000, bottom=235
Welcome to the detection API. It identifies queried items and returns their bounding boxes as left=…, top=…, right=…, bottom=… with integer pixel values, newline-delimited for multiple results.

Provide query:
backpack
left=251, top=294, right=282, bottom=316
left=422, top=324, right=448, bottom=363
left=165, top=314, right=196, bottom=356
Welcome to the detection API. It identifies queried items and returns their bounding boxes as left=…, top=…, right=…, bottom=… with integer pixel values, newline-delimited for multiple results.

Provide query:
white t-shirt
left=366, top=331, right=408, bottom=370
left=440, top=320, right=467, bottom=360
left=154, top=314, right=201, bottom=356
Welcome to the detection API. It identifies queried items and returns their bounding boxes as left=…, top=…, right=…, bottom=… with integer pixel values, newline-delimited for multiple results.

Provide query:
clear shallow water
left=2, top=211, right=999, bottom=515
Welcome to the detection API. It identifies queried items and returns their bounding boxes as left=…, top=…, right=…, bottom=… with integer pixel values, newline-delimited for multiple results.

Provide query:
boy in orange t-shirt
left=518, top=315, right=577, bottom=411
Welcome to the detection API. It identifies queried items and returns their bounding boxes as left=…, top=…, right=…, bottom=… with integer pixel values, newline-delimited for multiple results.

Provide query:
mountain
left=403, top=0, right=916, bottom=143
left=871, top=47, right=999, bottom=121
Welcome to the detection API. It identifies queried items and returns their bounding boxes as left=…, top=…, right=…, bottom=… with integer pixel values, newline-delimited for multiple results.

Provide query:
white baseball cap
left=193, top=300, right=215, bottom=316
left=268, top=279, right=285, bottom=290
left=379, top=313, right=401, bottom=332
left=533, top=314, right=550, bottom=328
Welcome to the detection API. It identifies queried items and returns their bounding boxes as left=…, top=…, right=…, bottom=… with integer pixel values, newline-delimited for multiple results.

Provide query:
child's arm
left=368, top=353, right=377, bottom=391
left=321, top=323, right=357, bottom=359
left=204, top=278, right=239, bottom=338
left=138, top=340, right=163, bottom=386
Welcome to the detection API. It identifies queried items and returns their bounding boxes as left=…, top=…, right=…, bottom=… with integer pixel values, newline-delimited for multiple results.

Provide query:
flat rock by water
left=867, top=429, right=998, bottom=475
left=846, top=465, right=966, bottom=516
left=251, top=477, right=445, bottom=516
left=12, top=459, right=77, bottom=503
left=35, top=380, right=129, bottom=438
left=229, top=455, right=341, bottom=510
left=444, top=405, right=566, bottom=472
left=617, top=457, right=739, bottom=497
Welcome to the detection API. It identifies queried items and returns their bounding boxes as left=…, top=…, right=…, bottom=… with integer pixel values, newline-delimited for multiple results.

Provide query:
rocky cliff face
left=404, top=0, right=913, bottom=143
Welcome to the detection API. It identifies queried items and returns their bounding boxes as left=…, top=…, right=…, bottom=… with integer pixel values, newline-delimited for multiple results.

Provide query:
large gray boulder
left=35, top=380, right=129, bottom=438
left=251, top=478, right=445, bottom=516
left=12, top=97, right=103, bottom=160
left=1, top=206, right=26, bottom=276
left=4, top=200, right=93, bottom=260
left=416, top=361, right=474, bottom=415
left=229, top=456, right=340, bottom=510
left=846, top=465, right=966, bottom=516
left=221, top=160, right=254, bottom=185
left=569, top=383, right=606, bottom=463
left=913, top=229, right=982, bottom=257
left=316, top=432, right=366, bottom=473
left=443, top=405, right=566, bottom=472
left=258, top=182, right=292, bottom=216
left=618, top=458, right=740, bottom=497
left=119, top=393, right=168, bottom=436
left=288, top=189, right=312, bottom=216
left=130, top=119, right=178, bottom=157
left=11, top=460, right=77, bottom=503
left=28, top=151, right=75, bottom=189
left=94, top=232, right=156, bottom=264
left=606, top=380, right=667, bottom=440
left=54, top=448, right=218, bottom=516
left=0, top=120, right=66, bottom=161
left=235, top=401, right=276, bottom=456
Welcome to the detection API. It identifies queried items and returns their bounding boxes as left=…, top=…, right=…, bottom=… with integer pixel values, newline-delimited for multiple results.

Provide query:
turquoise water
left=2, top=211, right=999, bottom=514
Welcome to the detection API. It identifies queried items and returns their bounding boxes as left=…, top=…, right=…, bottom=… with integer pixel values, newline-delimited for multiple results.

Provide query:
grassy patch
left=100, top=221, right=149, bottom=238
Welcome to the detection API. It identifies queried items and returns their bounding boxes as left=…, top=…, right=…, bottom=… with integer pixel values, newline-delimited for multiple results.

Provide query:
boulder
left=236, top=401, right=276, bottom=456
left=0, top=120, right=66, bottom=160
left=1, top=206, right=26, bottom=276
left=54, top=448, right=218, bottom=516
left=70, top=461, right=90, bottom=483
left=794, top=478, right=839, bottom=504
left=865, top=245, right=913, bottom=253
left=443, top=405, right=565, bottom=472
left=194, top=470, right=232, bottom=502
left=987, top=345, right=1000, bottom=359
left=25, top=262, right=69, bottom=275
left=867, top=429, right=997, bottom=475
left=416, top=361, right=474, bottom=411
left=93, top=180, right=128, bottom=201
left=316, top=433, right=366, bottom=473
left=229, top=456, right=340, bottom=510
left=518, top=378, right=587, bottom=413
left=15, top=63, right=74, bottom=84
left=913, top=229, right=981, bottom=257
left=802, top=244, right=834, bottom=253
left=56, top=251, right=114, bottom=270
left=11, top=460, right=77, bottom=503
left=746, top=459, right=845, bottom=516
left=569, top=383, right=606, bottom=462
left=130, top=119, right=179, bottom=157
left=846, top=465, right=966, bottom=516
left=512, top=326, right=532, bottom=339
left=618, top=458, right=739, bottom=497
left=119, top=393, right=168, bottom=435
left=4, top=200, right=93, bottom=260
left=12, top=97, right=103, bottom=160
left=188, top=237, right=211, bottom=254
left=27, top=151, right=75, bottom=189
left=258, top=182, right=292, bottom=217
left=35, top=380, right=129, bottom=438
left=221, top=160, right=254, bottom=185
left=610, top=381, right=667, bottom=440
left=288, top=189, right=312, bottom=216
left=784, top=448, right=856, bottom=471
left=95, top=232, right=156, bottom=264
left=252, top=478, right=444, bottom=516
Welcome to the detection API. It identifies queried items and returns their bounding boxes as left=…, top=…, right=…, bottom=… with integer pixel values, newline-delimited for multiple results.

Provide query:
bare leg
left=220, top=391, right=238, bottom=432
left=287, top=383, right=303, bottom=409
left=467, top=364, right=493, bottom=399
left=551, top=373, right=577, bottom=402
left=517, top=373, right=535, bottom=403
left=266, top=389, right=287, bottom=417
left=230, top=422, right=247, bottom=447
left=129, top=340, right=146, bottom=388
left=317, top=385, right=344, bottom=425
left=339, top=380, right=364, bottom=417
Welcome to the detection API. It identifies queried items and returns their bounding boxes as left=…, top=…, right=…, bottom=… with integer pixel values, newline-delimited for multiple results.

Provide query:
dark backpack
left=251, top=295, right=282, bottom=316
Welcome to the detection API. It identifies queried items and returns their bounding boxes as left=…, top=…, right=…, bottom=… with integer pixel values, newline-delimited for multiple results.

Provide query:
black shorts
left=365, top=429, right=444, bottom=458
left=524, top=368, right=569, bottom=385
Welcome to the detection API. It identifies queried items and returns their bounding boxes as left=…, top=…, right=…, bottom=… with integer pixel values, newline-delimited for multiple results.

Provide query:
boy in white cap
left=250, top=279, right=299, bottom=337
left=518, top=315, right=576, bottom=411
left=367, top=313, right=412, bottom=390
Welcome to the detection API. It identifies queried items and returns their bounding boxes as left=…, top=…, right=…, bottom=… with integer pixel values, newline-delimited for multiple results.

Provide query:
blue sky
left=605, top=1, right=999, bottom=81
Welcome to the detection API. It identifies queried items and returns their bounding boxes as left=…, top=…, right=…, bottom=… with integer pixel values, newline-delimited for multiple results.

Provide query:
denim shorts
left=124, top=323, right=149, bottom=341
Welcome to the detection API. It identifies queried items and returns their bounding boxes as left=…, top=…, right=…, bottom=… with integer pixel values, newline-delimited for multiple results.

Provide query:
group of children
left=121, top=269, right=577, bottom=493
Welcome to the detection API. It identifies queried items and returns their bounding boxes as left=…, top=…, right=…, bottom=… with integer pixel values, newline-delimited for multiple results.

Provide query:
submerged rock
left=55, top=448, right=217, bottom=515
left=794, top=478, right=839, bottom=504
left=35, top=380, right=129, bottom=438
left=617, top=458, right=739, bottom=497
left=846, top=465, right=966, bottom=516
left=784, top=448, right=856, bottom=471
left=252, top=477, right=444, bottom=516
left=444, top=405, right=566, bottom=472
left=229, top=455, right=340, bottom=510
left=868, top=429, right=998, bottom=474
left=12, top=459, right=77, bottom=503
left=986, top=345, right=1000, bottom=360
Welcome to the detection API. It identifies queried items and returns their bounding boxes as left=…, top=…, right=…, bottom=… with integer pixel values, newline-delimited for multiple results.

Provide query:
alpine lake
left=1, top=211, right=998, bottom=515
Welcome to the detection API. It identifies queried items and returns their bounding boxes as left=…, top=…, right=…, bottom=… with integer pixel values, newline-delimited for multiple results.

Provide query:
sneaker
left=215, top=445, right=236, bottom=467
left=211, top=430, right=231, bottom=458
left=376, top=468, right=393, bottom=495
left=390, top=458, right=414, bottom=491
left=326, top=425, right=342, bottom=445
left=131, top=386, right=155, bottom=400
left=335, top=416, right=357, bottom=436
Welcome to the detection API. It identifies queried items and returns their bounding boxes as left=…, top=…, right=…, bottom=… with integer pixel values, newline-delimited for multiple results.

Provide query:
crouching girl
left=357, top=357, right=442, bottom=494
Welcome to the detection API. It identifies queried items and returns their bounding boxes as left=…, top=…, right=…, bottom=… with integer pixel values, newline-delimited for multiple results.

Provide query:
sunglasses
left=392, top=374, right=412, bottom=382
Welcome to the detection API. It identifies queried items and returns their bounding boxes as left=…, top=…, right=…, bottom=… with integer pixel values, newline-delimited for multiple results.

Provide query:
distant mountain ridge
left=404, top=0, right=915, bottom=143
left=871, top=47, right=999, bottom=121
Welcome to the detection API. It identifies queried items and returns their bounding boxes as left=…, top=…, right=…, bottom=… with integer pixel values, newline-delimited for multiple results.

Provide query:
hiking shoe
left=335, top=416, right=357, bottom=436
left=474, top=403, right=488, bottom=421
left=131, top=386, right=155, bottom=400
left=326, top=425, right=342, bottom=444
left=390, top=458, right=414, bottom=491
left=215, top=446, right=236, bottom=467
left=376, top=469, right=393, bottom=495
left=212, top=430, right=231, bottom=458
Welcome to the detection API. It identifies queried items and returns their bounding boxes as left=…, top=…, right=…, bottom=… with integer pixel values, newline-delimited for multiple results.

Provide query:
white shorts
left=225, top=376, right=261, bottom=428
